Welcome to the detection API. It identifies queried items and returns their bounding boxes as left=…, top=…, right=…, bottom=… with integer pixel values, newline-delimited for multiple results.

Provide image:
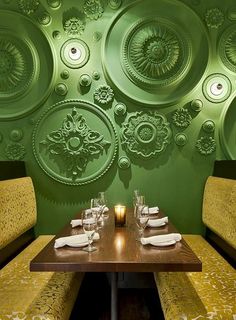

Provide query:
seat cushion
left=154, top=235, right=236, bottom=320
left=0, top=235, right=84, bottom=320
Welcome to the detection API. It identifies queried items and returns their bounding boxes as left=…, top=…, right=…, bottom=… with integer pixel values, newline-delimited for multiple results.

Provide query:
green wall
left=0, top=0, right=235, bottom=235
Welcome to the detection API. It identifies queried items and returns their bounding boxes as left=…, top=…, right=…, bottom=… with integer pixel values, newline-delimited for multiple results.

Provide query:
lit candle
left=114, top=205, right=126, bottom=227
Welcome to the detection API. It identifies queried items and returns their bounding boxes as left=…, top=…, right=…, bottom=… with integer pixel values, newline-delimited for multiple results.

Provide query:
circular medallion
left=219, top=24, right=236, bottom=73
left=102, top=0, right=208, bottom=106
left=203, top=74, right=231, bottom=103
left=60, top=39, right=89, bottom=69
left=118, top=156, right=131, bottom=169
left=33, top=100, right=118, bottom=185
left=175, top=133, right=187, bottom=146
left=220, top=97, right=236, bottom=159
left=0, top=10, right=54, bottom=120
left=121, top=111, right=172, bottom=158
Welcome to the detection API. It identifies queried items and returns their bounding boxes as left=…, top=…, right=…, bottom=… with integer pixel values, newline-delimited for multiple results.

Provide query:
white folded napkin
left=141, top=233, right=181, bottom=246
left=142, top=206, right=159, bottom=214
left=85, top=206, right=109, bottom=214
left=147, top=217, right=168, bottom=227
left=54, top=233, right=100, bottom=248
left=71, top=217, right=103, bottom=228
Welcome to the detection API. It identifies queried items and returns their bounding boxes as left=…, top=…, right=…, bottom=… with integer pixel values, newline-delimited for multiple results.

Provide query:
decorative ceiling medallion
left=33, top=100, right=118, bottom=185
left=47, top=0, right=61, bottom=9
left=37, top=12, right=52, bottom=25
left=203, top=74, right=231, bottom=103
left=17, top=0, right=39, bottom=15
left=0, top=36, right=34, bottom=98
left=219, top=25, right=236, bottom=72
left=94, top=85, right=114, bottom=105
left=84, top=0, right=103, bottom=20
left=118, top=156, right=131, bottom=169
left=172, top=108, right=192, bottom=128
left=109, top=0, right=122, bottom=10
left=102, top=0, right=208, bottom=106
left=114, top=102, right=127, bottom=116
left=5, top=143, right=26, bottom=160
left=123, top=18, right=189, bottom=87
left=10, top=129, right=23, bottom=142
left=64, top=17, right=85, bottom=36
left=196, top=136, right=216, bottom=155
left=79, top=74, right=92, bottom=87
left=60, top=39, right=89, bottom=69
left=0, top=11, right=54, bottom=120
left=205, top=8, right=224, bottom=29
left=202, top=120, right=215, bottom=133
left=121, top=111, right=172, bottom=159
left=190, top=99, right=203, bottom=112
left=219, top=97, right=236, bottom=159
left=54, top=83, right=68, bottom=96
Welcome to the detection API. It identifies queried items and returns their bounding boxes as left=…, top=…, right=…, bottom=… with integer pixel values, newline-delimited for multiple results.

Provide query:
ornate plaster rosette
left=174, top=133, right=187, bottom=146
left=102, top=0, right=208, bottom=106
left=118, top=156, right=131, bottom=169
left=219, top=25, right=236, bottom=72
left=205, top=8, right=224, bottom=28
left=64, top=17, right=85, bottom=36
left=5, top=143, right=26, bottom=160
left=172, top=108, right=192, bottom=128
left=94, top=85, right=114, bottom=105
left=10, top=129, right=23, bottom=142
left=17, top=0, right=39, bottom=15
left=84, top=0, right=103, bottom=20
left=33, top=100, right=118, bottom=185
left=0, top=11, right=54, bottom=120
left=196, top=136, right=216, bottom=155
left=121, top=111, right=172, bottom=159
left=202, top=120, right=215, bottom=133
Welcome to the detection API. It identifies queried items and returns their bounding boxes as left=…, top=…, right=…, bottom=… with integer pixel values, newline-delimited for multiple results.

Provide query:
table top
left=30, top=209, right=202, bottom=272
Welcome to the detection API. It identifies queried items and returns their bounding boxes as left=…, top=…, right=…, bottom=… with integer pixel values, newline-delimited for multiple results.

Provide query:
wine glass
left=91, top=198, right=104, bottom=229
left=134, top=205, right=150, bottom=240
left=82, top=210, right=97, bottom=252
left=98, top=192, right=108, bottom=218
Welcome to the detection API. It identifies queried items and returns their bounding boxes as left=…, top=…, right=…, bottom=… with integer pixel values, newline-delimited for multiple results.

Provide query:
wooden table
left=30, top=209, right=202, bottom=319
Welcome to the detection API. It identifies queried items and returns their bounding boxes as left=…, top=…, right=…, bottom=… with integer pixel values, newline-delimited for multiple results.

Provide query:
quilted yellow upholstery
left=154, top=235, right=236, bottom=320
left=0, top=235, right=84, bottom=320
left=203, top=176, right=236, bottom=249
left=0, top=177, right=37, bottom=249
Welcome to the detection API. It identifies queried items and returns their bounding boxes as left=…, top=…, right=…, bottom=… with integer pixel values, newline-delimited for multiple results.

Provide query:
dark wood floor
left=70, top=273, right=164, bottom=320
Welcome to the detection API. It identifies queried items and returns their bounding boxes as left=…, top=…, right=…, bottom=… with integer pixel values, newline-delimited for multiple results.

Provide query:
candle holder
left=114, top=205, right=126, bottom=227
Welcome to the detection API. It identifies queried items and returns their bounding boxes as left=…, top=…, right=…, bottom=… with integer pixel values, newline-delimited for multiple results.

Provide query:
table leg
left=111, top=272, right=118, bottom=320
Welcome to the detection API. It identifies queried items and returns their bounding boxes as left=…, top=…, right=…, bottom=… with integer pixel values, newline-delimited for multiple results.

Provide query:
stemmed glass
left=82, top=210, right=97, bottom=252
left=134, top=205, right=150, bottom=240
left=91, top=198, right=104, bottom=229
left=98, top=192, right=108, bottom=218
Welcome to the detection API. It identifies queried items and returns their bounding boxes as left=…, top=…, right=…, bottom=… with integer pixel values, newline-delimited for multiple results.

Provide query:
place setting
left=54, top=192, right=109, bottom=252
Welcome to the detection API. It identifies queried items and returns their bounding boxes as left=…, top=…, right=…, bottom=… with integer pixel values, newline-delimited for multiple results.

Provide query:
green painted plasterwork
left=0, top=0, right=235, bottom=236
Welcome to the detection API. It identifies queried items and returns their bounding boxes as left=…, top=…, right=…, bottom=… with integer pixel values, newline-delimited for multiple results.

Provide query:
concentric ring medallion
left=33, top=100, right=118, bottom=185
left=102, top=0, right=209, bottom=106
left=60, top=39, right=90, bottom=69
left=0, top=10, right=54, bottom=120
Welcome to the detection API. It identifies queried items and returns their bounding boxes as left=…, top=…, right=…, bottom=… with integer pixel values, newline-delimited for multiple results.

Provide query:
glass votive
left=114, top=205, right=126, bottom=227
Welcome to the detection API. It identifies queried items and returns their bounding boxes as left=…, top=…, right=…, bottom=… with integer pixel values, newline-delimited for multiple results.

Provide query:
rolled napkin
left=147, top=217, right=168, bottom=227
left=141, top=233, right=181, bottom=246
left=71, top=216, right=103, bottom=228
left=142, top=206, right=159, bottom=214
left=54, top=233, right=100, bottom=248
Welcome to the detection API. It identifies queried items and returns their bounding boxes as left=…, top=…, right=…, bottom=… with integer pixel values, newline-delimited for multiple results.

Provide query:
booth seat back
left=0, top=177, right=37, bottom=249
left=203, top=176, right=236, bottom=249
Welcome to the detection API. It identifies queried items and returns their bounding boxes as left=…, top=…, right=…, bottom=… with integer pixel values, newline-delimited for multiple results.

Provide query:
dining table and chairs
left=30, top=192, right=202, bottom=320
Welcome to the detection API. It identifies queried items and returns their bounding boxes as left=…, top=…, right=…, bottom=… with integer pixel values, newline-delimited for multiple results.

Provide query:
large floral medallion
left=172, top=108, right=192, bottom=128
left=123, top=19, right=187, bottom=86
left=102, top=0, right=208, bottom=106
left=33, top=100, right=118, bottom=185
left=0, top=11, right=54, bottom=120
left=84, top=0, right=103, bottom=20
left=121, top=111, right=172, bottom=159
left=219, top=25, right=236, bottom=72
left=64, top=17, right=85, bottom=36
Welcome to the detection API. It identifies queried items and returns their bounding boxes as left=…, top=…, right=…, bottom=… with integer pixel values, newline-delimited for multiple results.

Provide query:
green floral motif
left=17, top=0, right=39, bottom=15
left=94, top=85, right=114, bottom=105
left=172, top=108, right=192, bottom=128
left=5, top=143, right=26, bottom=160
left=40, top=108, right=111, bottom=178
left=0, top=39, right=28, bottom=93
left=84, top=0, right=103, bottom=20
left=224, top=30, right=236, bottom=68
left=121, top=111, right=172, bottom=159
left=64, top=17, right=85, bottom=36
left=196, top=136, right=216, bottom=155
left=205, top=8, right=224, bottom=28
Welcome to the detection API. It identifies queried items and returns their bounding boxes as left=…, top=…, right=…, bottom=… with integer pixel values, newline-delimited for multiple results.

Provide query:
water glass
left=135, top=205, right=150, bottom=240
left=82, top=210, right=97, bottom=252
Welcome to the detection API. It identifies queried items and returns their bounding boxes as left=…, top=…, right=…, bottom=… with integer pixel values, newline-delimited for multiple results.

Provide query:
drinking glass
left=134, top=205, right=150, bottom=240
left=82, top=210, right=97, bottom=252
left=98, top=192, right=108, bottom=218
left=91, top=198, right=104, bottom=229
